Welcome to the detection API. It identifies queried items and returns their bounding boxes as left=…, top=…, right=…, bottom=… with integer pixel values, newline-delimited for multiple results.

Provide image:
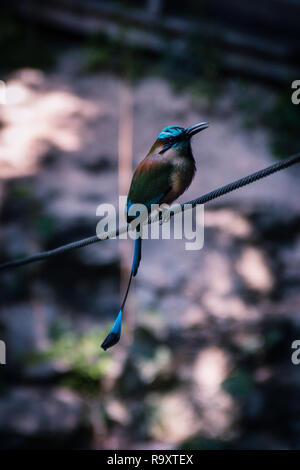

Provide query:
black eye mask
left=159, top=137, right=178, bottom=154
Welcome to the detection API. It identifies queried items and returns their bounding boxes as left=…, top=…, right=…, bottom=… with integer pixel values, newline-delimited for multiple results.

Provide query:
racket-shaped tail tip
left=101, top=310, right=122, bottom=351
left=101, top=332, right=120, bottom=351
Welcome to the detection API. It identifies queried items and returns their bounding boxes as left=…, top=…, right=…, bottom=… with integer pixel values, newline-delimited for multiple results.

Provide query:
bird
left=101, top=122, right=209, bottom=351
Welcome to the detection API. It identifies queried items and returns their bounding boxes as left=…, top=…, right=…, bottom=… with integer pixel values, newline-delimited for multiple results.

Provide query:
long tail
left=101, top=237, right=142, bottom=351
left=131, top=237, right=142, bottom=277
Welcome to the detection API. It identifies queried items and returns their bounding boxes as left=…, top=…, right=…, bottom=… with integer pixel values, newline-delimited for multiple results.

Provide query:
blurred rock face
left=0, top=387, right=90, bottom=449
left=0, top=52, right=300, bottom=450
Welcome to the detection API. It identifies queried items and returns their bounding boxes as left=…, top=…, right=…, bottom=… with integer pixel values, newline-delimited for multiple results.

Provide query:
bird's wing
left=127, top=157, right=173, bottom=210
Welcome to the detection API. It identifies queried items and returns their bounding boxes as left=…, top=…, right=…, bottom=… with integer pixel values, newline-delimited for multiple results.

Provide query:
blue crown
left=158, top=126, right=185, bottom=139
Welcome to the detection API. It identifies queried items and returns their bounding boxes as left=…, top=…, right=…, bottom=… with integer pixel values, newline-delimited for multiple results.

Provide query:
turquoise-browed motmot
left=101, top=122, right=209, bottom=350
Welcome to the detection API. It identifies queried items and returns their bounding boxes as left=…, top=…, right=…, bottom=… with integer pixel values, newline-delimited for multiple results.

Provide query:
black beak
left=186, top=122, right=209, bottom=137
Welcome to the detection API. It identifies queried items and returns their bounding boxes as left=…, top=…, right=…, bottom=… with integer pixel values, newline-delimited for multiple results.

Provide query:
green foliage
left=33, top=215, right=57, bottom=243
left=11, top=184, right=34, bottom=201
left=264, top=329, right=283, bottom=350
left=86, top=31, right=158, bottom=82
left=0, top=266, right=30, bottom=300
left=237, top=82, right=300, bottom=158
left=236, top=83, right=267, bottom=129
left=0, top=12, right=55, bottom=71
left=86, top=30, right=222, bottom=100
left=161, top=35, right=222, bottom=100
left=222, top=369, right=254, bottom=398
left=265, top=91, right=300, bottom=157
left=180, top=436, right=227, bottom=450
left=29, top=329, right=113, bottom=395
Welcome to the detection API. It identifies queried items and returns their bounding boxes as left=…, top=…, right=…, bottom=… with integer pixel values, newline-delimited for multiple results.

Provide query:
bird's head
left=154, top=122, right=209, bottom=155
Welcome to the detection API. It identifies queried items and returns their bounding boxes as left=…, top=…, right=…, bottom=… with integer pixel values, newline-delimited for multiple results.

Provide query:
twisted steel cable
left=0, top=152, right=299, bottom=271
